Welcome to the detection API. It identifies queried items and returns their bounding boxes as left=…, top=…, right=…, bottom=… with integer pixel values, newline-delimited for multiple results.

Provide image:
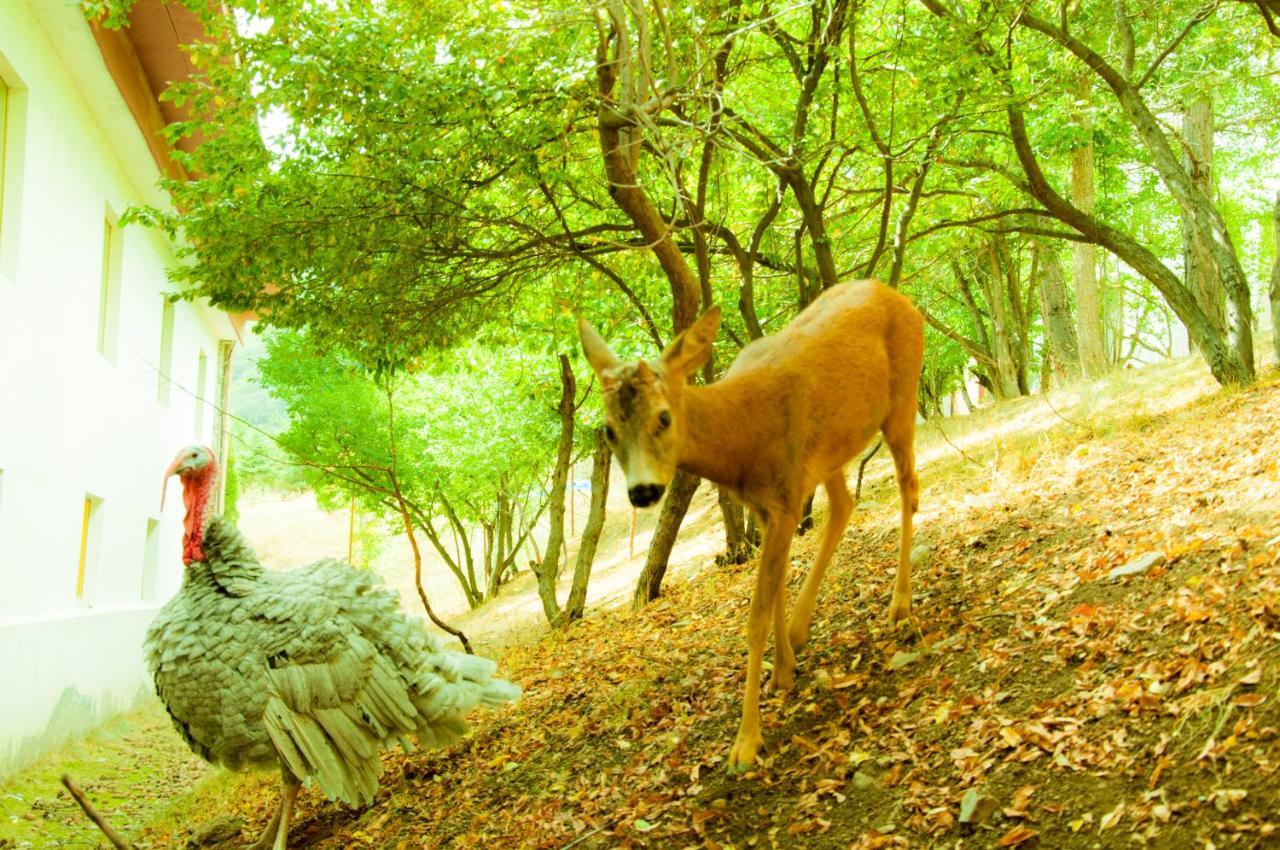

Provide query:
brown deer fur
left=579, top=279, right=925, bottom=769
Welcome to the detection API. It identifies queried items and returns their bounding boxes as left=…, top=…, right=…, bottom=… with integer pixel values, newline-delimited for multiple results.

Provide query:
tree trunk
left=716, top=486, right=750, bottom=565
left=797, top=493, right=816, bottom=535
left=1181, top=94, right=1226, bottom=339
left=1071, top=76, right=1109, bottom=378
left=958, top=374, right=977, bottom=414
left=531, top=354, right=574, bottom=626
left=1036, top=240, right=1081, bottom=382
left=434, top=493, right=480, bottom=606
left=982, top=243, right=1024, bottom=399
left=480, top=523, right=493, bottom=595
left=596, top=5, right=705, bottom=607
left=418, top=515, right=482, bottom=610
left=391, top=487, right=471, bottom=654
left=1101, top=252, right=1126, bottom=365
left=1001, top=237, right=1035, bottom=394
left=1271, top=192, right=1280, bottom=366
left=595, top=4, right=701, bottom=335
left=632, top=470, right=699, bottom=609
left=1113, top=0, right=1134, bottom=79
left=490, top=482, right=511, bottom=595
left=565, top=428, right=611, bottom=624
left=791, top=179, right=839, bottom=290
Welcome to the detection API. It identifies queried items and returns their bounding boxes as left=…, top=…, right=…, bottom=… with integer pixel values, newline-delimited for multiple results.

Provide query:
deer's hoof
left=766, top=665, right=795, bottom=695
left=727, top=732, right=764, bottom=772
left=787, top=623, right=810, bottom=652
left=888, top=595, right=912, bottom=625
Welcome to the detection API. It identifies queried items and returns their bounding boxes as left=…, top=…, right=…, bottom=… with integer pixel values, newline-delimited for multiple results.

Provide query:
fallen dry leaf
left=996, top=825, right=1039, bottom=846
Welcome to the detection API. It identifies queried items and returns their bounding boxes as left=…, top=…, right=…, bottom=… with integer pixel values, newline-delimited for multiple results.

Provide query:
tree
left=1271, top=192, right=1280, bottom=366
left=1071, top=76, right=1110, bottom=377
left=527, top=350, right=591, bottom=624
left=1036, top=240, right=1082, bottom=384
left=919, top=234, right=1038, bottom=401
left=1181, top=92, right=1226, bottom=336
left=565, top=428, right=612, bottom=623
left=920, top=0, right=1265, bottom=386
left=256, top=332, right=559, bottom=611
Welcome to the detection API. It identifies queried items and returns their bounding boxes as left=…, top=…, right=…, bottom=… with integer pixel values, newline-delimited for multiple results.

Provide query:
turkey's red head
left=163, top=445, right=218, bottom=565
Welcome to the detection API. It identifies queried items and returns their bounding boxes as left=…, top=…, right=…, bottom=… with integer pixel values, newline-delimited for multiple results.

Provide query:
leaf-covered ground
left=9, top=362, right=1280, bottom=849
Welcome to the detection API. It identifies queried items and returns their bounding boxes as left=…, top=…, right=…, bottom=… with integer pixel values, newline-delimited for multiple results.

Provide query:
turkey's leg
left=246, top=774, right=299, bottom=850
left=271, top=780, right=300, bottom=850
left=245, top=795, right=282, bottom=850
left=245, top=793, right=284, bottom=850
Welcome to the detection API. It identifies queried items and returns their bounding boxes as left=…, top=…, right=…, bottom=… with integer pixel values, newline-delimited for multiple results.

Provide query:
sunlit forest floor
left=6, top=348, right=1280, bottom=849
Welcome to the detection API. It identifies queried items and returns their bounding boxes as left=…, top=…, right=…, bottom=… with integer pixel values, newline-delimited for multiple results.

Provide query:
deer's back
left=723, top=280, right=921, bottom=494
left=728, top=280, right=918, bottom=385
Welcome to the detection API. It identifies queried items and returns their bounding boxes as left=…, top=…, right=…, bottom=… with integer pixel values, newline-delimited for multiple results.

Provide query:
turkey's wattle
left=148, top=445, right=520, bottom=850
left=162, top=445, right=217, bottom=564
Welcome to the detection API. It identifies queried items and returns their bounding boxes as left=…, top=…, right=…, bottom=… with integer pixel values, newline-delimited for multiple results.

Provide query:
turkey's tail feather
left=258, top=563, right=520, bottom=806
left=424, top=651, right=524, bottom=710
left=262, top=638, right=519, bottom=806
left=407, top=650, right=522, bottom=750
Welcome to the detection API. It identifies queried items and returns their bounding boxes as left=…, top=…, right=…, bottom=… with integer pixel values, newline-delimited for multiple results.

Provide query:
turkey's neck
left=181, top=468, right=215, bottom=565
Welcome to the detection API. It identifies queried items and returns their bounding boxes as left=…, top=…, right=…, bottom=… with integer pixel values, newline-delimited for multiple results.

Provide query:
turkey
left=148, top=445, right=520, bottom=849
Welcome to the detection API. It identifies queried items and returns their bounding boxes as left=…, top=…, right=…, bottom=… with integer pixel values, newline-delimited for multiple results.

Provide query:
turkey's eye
left=605, top=425, right=617, bottom=442
left=657, top=411, right=672, bottom=431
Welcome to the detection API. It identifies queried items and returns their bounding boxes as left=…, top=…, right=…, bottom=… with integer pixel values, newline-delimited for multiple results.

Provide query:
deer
left=578, top=279, right=924, bottom=769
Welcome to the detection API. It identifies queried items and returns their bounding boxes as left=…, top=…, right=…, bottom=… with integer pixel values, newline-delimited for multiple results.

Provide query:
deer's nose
left=628, top=483, right=665, bottom=508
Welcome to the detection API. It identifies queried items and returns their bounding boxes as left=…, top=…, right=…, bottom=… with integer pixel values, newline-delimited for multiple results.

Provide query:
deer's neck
left=678, top=380, right=758, bottom=491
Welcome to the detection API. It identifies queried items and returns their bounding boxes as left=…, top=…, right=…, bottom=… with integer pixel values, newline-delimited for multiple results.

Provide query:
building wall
left=0, top=0, right=234, bottom=777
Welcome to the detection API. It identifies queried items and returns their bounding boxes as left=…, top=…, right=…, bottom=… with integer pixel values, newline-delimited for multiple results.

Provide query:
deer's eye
left=657, top=411, right=672, bottom=431
left=605, top=425, right=617, bottom=442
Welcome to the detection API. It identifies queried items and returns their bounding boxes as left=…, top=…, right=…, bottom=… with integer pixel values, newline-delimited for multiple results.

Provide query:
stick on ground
left=60, top=774, right=135, bottom=850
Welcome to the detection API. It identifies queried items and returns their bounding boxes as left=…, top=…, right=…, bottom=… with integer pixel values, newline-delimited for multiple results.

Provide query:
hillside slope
left=120, top=356, right=1280, bottom=849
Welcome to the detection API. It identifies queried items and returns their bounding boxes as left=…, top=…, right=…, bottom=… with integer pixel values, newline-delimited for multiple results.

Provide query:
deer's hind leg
left=787, top=471, right=853, bottom=652
left=882, top=404, right=919, bottom=624
left=768, top=569, right=796, bottom=693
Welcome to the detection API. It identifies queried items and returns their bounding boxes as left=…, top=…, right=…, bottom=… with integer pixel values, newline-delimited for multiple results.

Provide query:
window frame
left=77, top=494, right=104, bottom=601
left=158, top=298, right=175, bottom=404
left=140, top=517, right=160, bottom=600
left=194, top=350, right=208, bottom=438
left=97, top=212, right=124, bottom=361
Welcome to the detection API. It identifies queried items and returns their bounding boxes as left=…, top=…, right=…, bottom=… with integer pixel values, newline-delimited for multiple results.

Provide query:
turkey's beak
left=161, top=457, right=184, bottom=513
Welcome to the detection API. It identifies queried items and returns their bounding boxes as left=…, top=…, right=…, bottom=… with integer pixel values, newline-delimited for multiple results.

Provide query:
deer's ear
left=661, top=305, right=721, bottom=378
left=578, top=318, right=623, bottom=379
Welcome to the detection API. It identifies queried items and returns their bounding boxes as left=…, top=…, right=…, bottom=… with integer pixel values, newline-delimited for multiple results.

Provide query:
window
left=140, top=518, right=160, bottom=600
left=0, top=61, right=26, bottom=280
left=157, top=298, right=175, bottom=403
left=97, top=214, right=123, bottom=360
left=0, top=76, right=8, bottom=239
left=194, top=350, right=208, bottom=438
left=76, top=495, right=103, bottom=600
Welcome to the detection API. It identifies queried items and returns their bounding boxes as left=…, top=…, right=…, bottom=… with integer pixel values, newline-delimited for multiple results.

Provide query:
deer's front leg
left=729, top=520, right=793, bottom=770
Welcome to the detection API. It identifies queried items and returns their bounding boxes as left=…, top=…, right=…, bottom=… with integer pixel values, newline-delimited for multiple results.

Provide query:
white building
left=0, top=0, right=238, bottom=777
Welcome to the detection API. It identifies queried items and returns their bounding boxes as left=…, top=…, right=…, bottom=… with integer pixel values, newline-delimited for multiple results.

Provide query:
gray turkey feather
left=146, top=515, right=519, bottom=806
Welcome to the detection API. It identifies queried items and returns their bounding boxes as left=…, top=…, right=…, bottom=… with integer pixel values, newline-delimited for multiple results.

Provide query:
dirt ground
left=5, top=353, right=1280, bottom=849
